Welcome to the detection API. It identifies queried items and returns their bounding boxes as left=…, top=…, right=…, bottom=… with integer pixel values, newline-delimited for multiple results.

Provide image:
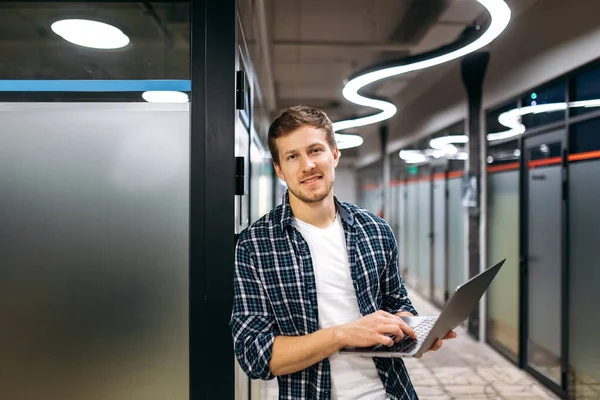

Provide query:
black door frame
left=190, top=0, right=237, bottom=399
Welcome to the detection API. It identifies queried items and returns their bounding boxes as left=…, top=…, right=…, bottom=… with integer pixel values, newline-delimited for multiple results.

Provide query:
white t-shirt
left=294, top=214, right=388, bottom=400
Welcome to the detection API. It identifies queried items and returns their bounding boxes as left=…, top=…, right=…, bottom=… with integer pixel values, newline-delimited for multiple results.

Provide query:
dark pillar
left=190, top=0, right=236, bottom=398
left=380, top=124, right=389, bottom=219
left=460, top=51, right=490, bottom=341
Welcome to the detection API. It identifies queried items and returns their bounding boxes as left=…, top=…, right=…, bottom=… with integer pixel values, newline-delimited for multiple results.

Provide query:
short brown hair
left=267, top=105, right=337, bottom=164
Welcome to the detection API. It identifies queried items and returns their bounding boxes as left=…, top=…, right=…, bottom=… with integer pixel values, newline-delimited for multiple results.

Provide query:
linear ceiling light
left=51, top=19, right=130, bottom=49
left=489, top=99, right=600, bottom=141
left=335, top=133, right=364, bottom=149
left=142, top=91, right=189, bottom=103
left=333, top=0, right=511, bottom=135
left=402, top=98, right=600, bottom=163
left=429, top=135, right=469, bottom=149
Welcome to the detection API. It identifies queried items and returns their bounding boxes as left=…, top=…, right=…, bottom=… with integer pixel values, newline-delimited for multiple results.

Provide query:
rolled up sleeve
left=381, top=236, right=418, bottom=317
left=231, top=239, right=277, bottom=380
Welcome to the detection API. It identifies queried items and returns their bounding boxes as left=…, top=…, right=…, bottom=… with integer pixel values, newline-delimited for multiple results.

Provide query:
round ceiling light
left=333, top=0, right=511, bottom=134
left=51, top=19, right=130, bottom=49
left=142, top=91, right=189, bottom=103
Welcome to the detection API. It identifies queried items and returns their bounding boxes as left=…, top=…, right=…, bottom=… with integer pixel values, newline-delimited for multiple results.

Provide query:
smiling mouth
left=301, top=176, right=322, bottom=184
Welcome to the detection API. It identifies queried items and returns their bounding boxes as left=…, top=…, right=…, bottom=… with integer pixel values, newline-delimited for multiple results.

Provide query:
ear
left=333, top=146, right=340, bottom=168
left=273, top=162, right=286, bottom=182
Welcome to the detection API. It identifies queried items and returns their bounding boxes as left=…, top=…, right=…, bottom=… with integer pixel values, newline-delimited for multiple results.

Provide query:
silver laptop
left=339, top=259, right=506, bottom=358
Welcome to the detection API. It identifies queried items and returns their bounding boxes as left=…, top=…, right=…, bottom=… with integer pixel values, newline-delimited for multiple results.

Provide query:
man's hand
left=394, top=311, right=457, bottom=357
left=336, top=310, right=416, bottom=348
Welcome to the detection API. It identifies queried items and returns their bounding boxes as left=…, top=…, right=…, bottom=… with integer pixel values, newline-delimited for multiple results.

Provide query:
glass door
left=523, top=129, right=567, bottom=396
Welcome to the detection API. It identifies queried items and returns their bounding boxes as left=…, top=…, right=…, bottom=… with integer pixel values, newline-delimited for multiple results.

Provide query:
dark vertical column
left=380, top=124, right=389, bottom=219
left=460, top=51, right=490, bottom=340
left=190, top=0, right=236, bottom=399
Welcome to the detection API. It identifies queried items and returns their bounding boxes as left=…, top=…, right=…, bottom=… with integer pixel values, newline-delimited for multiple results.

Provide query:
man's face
left=273, top=125, right=339, bottom=204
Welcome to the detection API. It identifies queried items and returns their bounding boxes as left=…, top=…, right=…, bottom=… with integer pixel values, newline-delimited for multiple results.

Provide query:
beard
left=288, top=177, right=334, bottom=203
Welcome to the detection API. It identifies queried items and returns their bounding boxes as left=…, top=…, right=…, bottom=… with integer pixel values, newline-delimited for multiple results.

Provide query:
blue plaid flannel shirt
left=231, top=192, right=419, bottom=399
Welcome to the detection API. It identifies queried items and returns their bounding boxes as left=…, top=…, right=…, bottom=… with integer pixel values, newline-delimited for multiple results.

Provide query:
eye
left=287, top=154, right=296, bottom=160
left=312, top=148, right=323, bottom=153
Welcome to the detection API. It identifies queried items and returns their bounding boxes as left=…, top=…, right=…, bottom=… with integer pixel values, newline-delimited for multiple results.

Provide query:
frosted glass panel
left=398, top=185, right=407, bottom=274
left=447, top=178, right=465, bottom=295
left=432, top=177, right=446, bottom=305
left=418, top=180, right=431, bottom=297
left=0, top=103, right=190, bottom=400
left=569, top=160, right=600, bottom=397
left=527, top=165, right=562, bottom=382
left=487, top=171, right=520, bottom=360
left=406, top=183, right=419, bottom=287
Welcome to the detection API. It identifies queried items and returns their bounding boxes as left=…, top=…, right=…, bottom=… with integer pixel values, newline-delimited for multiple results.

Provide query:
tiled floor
left=259, top=287, right=560, bottom=400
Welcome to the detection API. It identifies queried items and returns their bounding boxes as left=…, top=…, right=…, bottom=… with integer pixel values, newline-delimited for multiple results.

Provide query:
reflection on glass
left=572, top=66, right=600, bottom=117
left=400, top=98, right=600, bottom=164
left=0, top=2, right=190, bottom=80
left=520, top=81, right=565, bottom=128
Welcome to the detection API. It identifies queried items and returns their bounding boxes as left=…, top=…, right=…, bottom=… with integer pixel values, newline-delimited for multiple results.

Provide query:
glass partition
left=417, top=168, right=431, bottom=298
left=0, top=103, right=190, bottom=400
left=486, top=138, right=521, bottom=362
left=447, top=165, right=465, bottom=296
left=568, top=118, right=600, bottom=398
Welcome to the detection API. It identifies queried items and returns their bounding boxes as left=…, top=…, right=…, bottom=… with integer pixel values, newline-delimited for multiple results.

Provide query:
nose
left=300, top=154, right=316, bottom=171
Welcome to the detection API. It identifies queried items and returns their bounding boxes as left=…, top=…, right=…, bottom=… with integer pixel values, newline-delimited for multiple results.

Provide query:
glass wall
left=0, top=103, right=190, bottom=400
left=417, top=166, right=432, bottom=298
left=0, top=3, right=195, bottom=399
left=568, top=117, right=600, bottom=399
left=357, top=162, right=383, bottom=215
left=486, top=135, right=521, bottom=362
left=447, top=163, right=465, bottom=297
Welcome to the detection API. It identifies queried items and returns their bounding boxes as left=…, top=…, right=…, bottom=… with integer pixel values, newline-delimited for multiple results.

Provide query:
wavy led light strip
left=400, top=99, right=600, bottom=163
left=332, top=0, right=511, bottom=150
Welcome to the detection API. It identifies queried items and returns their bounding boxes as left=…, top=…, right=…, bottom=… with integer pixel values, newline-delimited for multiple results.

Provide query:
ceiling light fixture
left=401, top=98, right=600, bottom=164
left=335, top=133, right=364, bottom=149
left=333, top=0, right=511, bottom=135
left=51, top=19, right=130, bottom=49
left=489, top=99, right=600, bottom=142
left=142, top=91, right=189, bottom=103
left=399, top=150, right=428, bottom=164
left=429, top=135, right=469, bottom=149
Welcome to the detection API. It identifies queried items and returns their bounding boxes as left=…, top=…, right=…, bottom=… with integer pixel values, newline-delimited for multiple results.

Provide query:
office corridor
left=399, top=287, right=560, bottom=400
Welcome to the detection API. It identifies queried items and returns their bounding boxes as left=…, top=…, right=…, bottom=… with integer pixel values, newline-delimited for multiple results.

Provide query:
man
left=231, top=105, right=456, bottom=399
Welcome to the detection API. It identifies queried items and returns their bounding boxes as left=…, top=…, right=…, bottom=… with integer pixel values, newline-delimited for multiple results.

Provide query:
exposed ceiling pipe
left=254, top=0, right=277, bottom=113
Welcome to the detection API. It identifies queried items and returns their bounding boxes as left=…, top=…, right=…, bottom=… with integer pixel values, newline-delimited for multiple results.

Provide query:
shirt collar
left=279, top=190, right=354, bottom=231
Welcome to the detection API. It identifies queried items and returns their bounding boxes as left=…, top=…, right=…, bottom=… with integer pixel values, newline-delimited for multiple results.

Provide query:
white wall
left=333, top=166, right=357, bottom=205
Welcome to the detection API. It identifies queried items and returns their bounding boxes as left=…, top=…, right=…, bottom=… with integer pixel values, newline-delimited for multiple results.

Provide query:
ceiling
left=267, top=0, right=486, bottom=129
left=250, top=0, right=539, bottom=161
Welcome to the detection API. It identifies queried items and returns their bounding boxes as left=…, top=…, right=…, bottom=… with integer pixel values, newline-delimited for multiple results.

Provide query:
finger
left=377, top=334, right=395, bottom=347
left=397, top=319, right=416, bottom=340
left=380, top=324, right=405, bottom=341
left=430, top=339, right=442, bottom=351
left=442, top=331, right=457, bottom=340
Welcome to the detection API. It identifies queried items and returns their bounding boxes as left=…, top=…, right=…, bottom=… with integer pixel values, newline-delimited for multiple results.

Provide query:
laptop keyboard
left=373, top=316, right=437, bottom=353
